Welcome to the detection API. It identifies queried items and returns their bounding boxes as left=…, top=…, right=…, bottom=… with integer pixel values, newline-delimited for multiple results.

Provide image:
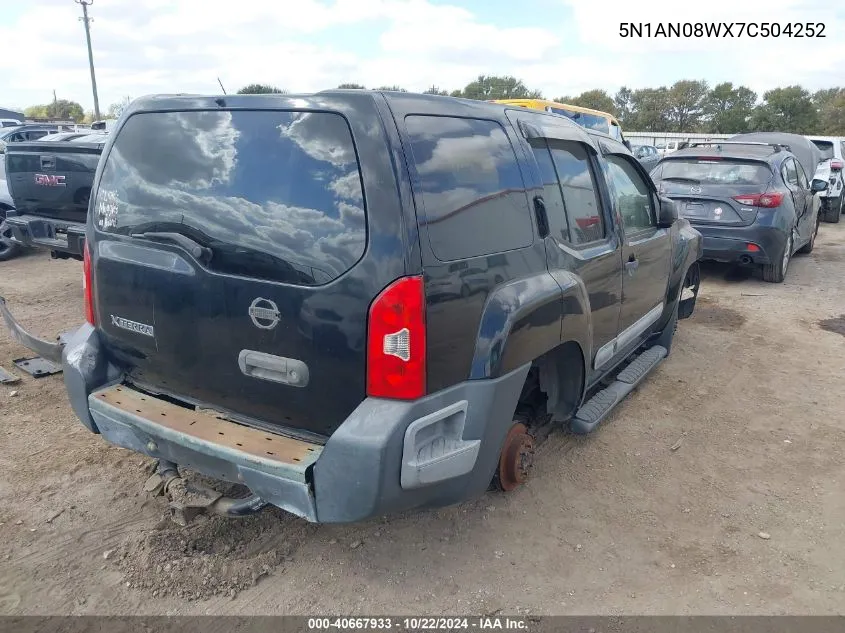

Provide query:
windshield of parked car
left=811, top=140, right=835, bottom=161
left=546, top=106, right=611, bottom=135
left=653, top=158, right=773, bottom=185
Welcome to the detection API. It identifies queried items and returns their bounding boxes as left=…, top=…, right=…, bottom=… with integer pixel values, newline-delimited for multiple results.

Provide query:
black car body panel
left=0, top=91, right=702, bottom=523
left=4, top=138, right=106, bottom=256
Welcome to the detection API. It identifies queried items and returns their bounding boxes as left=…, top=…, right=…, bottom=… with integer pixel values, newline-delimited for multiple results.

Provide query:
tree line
left=22, top=76, right=844, bottom=135
left=239, top=76, right=845, bottom=136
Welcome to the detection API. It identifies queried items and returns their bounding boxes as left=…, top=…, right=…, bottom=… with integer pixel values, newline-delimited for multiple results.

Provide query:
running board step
left=570, top=345, right=668, bottom=435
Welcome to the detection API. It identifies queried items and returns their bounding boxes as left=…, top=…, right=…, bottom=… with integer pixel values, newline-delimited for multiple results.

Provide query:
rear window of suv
left=95, top=110, right=366, bottom=286
left=653, top=159, right=772, bottom=185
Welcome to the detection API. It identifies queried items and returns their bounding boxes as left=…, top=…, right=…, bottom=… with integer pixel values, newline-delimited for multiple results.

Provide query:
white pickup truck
left=808, top=136, right=844, bottom=223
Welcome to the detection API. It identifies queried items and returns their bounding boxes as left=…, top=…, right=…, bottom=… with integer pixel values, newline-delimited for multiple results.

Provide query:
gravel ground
left=1, top=223, right=844, bottom=615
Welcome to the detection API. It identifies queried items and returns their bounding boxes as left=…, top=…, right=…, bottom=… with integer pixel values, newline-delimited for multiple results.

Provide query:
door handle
left=625, top=256, right=639, bottom=273
left=39, top=155, right=56, bottom=170
left=238, top=350, right=309, bottom=387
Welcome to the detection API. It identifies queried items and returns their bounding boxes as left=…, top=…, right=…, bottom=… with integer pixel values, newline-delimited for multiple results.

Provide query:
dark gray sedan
left=650, top=136, right=826, bottom=283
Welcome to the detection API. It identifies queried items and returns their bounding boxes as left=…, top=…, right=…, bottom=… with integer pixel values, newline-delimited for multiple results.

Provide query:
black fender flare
left=469, top=271, right=591, bottom=384
left=658, top=219, right=703, bottom=329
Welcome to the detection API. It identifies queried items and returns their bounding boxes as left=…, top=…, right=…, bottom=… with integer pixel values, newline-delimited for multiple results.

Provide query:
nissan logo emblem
left=248, top=298, right=281, bottom=330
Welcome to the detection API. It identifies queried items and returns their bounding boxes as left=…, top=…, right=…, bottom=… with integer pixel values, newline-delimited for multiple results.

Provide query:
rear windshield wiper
left=660, top=176, right=701, bottom=184
left=130, top=231, right=213, bottom=261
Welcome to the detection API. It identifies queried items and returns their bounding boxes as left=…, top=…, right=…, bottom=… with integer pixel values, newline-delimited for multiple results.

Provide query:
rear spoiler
left=689, top=141, right=790, bottom=153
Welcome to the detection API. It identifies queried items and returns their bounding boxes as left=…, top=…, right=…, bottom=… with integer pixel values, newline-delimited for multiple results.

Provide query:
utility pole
left=75, top=0, right=101, bottom=120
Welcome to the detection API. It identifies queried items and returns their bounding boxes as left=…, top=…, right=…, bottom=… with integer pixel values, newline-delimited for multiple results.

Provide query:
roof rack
left=689, top=140, right=790, bottom=153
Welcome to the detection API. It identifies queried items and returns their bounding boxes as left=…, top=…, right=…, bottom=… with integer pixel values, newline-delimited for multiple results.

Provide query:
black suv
left=1, top=92, right=701, bottom=524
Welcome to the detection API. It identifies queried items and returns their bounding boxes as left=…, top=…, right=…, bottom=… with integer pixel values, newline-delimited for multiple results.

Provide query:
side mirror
left=623, top=140, right=632, bottom=151
left=657, top=197, right=678, bottom=228
left=811, top=178, right=829, bottom=193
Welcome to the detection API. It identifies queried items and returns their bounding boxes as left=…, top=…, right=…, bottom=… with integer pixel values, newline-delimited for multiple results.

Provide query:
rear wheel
left=798, top=215, right=820, bottom=254
left=677, top=263, right=700, bottom=320
left=0, top=214, right=22, bottom=262
left=762, top=232, right=792, bottom=283
left=821, top=196, right=842, bottom=224
left=493, top=416, right=535, bottom=492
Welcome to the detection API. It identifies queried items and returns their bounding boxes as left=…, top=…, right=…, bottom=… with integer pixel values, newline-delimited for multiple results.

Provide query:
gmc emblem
left=35, top=174, right=66, bottom=187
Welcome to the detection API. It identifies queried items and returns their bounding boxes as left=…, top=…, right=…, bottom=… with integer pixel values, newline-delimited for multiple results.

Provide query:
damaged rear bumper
left=0, top=296, right=65, bottom=364
left=2, top=299, right=529, bottom=524
left=0, top=298, right=119, bottom=434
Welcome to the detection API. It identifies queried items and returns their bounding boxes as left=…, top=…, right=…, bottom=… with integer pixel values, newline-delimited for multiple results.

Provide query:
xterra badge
left=248, top=298, right=280, bottom=330
left=110, top=315, right=155, bottom=337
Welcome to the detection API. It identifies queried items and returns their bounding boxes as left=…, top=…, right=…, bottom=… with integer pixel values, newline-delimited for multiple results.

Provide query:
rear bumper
left=691, top=223, right=786, bottom=266
left=33, top=319, right=529, bottom=524
left=5, top=213, right=86, bottom=257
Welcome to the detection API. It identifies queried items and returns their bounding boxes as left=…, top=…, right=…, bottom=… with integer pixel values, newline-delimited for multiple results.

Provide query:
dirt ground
left=1, top=224, right=845, bottom=616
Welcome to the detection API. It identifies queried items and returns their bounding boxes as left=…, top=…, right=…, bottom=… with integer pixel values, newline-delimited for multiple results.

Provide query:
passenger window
left=529, top=142, right=569, bottom=242
left=405, top=116, right=532, bottom=261
left=549, top=141, right=605, bottom=245
left=783, top=159, right=798, bottom=187
left=605, top=155, right=656, bottom=235
left=795, top=161, right=808, bottom=189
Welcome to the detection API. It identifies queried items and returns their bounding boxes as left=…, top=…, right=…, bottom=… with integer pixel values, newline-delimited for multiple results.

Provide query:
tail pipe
left=739, top=255, right=753, bottom=265
left=149, top=460, right=268, bottom=526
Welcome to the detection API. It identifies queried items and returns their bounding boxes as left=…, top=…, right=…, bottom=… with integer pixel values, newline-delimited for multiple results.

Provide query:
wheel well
left=517, top=341, right=585, bottom=425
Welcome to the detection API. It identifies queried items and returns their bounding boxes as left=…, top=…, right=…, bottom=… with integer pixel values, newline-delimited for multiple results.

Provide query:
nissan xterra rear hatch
left=89, top=99, right=397, bottom=438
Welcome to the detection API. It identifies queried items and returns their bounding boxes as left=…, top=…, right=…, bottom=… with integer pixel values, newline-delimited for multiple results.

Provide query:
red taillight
left=733, top=192, right=784, bottom=208
left=83, top=241, right=96, bottom=326
left=366, top=275, right=426, bottom=400
left=831, top=160, right=843, bottom=171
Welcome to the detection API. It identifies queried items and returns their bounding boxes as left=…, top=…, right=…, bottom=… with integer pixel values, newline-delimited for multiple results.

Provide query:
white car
left=808, top=136, right=844, bottom=223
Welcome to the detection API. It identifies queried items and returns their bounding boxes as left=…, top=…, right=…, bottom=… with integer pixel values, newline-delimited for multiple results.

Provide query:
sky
left=1, top=0, right=843, bottom=114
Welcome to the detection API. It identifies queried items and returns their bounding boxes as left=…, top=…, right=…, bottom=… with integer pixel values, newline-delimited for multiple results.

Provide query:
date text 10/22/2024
left=307, top=617, right=530, bottom=631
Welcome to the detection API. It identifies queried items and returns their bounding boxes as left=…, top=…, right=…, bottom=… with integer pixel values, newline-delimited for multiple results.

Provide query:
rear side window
left=405, top=115, right=531, bottom=261
left=795, top=160, right=808, bottom=189
left=95, top=110, right=366, bottom=286
left=654, top=159, right=772, bottom=185
left=549, top=141, right=605, bottom=245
